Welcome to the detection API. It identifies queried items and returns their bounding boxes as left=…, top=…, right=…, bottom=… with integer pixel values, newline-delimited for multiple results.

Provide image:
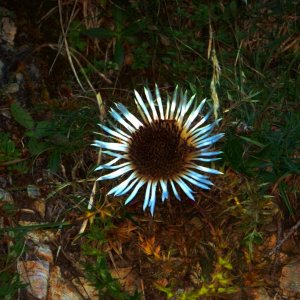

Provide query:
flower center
left=128, top=120, right=195, bottom=180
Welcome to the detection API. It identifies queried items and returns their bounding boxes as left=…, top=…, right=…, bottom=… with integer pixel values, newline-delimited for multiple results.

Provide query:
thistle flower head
left=93, top=85, right=223, bottom=215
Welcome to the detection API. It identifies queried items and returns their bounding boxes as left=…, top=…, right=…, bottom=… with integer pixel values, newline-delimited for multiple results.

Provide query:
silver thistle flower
left=93, top=85, right=223, bottom=215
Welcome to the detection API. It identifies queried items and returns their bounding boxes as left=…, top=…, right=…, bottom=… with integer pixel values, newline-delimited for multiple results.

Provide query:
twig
left=76, top=150, right=102, bottom=237
left=269, top=216, right=282, bottom=277
left=0, top=157, right=29, bottom=166
left=269, top=219, right=300, bottom=256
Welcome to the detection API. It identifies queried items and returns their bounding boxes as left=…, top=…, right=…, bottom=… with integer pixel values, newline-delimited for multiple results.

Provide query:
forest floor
left=1, top=1, right=300, bottom=300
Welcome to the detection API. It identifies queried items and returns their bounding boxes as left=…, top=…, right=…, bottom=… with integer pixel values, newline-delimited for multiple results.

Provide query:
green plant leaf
left=82, top=28, right=116, bottom=38
left=48, top=150, right=61, bottom=172
left=239, top=136, right=265, bottom=148
left=122, top=20, right=145, bottom=37
left=114, top=40, right=124, bottom=66
left=223, top=134, right=245, bottom=172
left=68, top=20, right=87, bottom=51
left=35, top=120, right=53, bottom=138
left=28, top=138, right=49, bottom=155
left=24, top=130, right=36, bottom=138
left=0, top=270, right=27, bottom=298
left=243, top=230, right=263, bottom=258
left=279, top=183, right=294, bottom=216
left=112, top=5, right=126, bottom=27
left=10, top=102, right=34, bottom=129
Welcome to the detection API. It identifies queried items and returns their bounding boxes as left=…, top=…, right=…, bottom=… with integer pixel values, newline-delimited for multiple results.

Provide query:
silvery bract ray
left=93, top=85, right=224, bottom=215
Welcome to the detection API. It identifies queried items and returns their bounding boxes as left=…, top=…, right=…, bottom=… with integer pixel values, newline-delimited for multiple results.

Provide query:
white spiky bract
left=93, top=85, right=224, bottom=215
